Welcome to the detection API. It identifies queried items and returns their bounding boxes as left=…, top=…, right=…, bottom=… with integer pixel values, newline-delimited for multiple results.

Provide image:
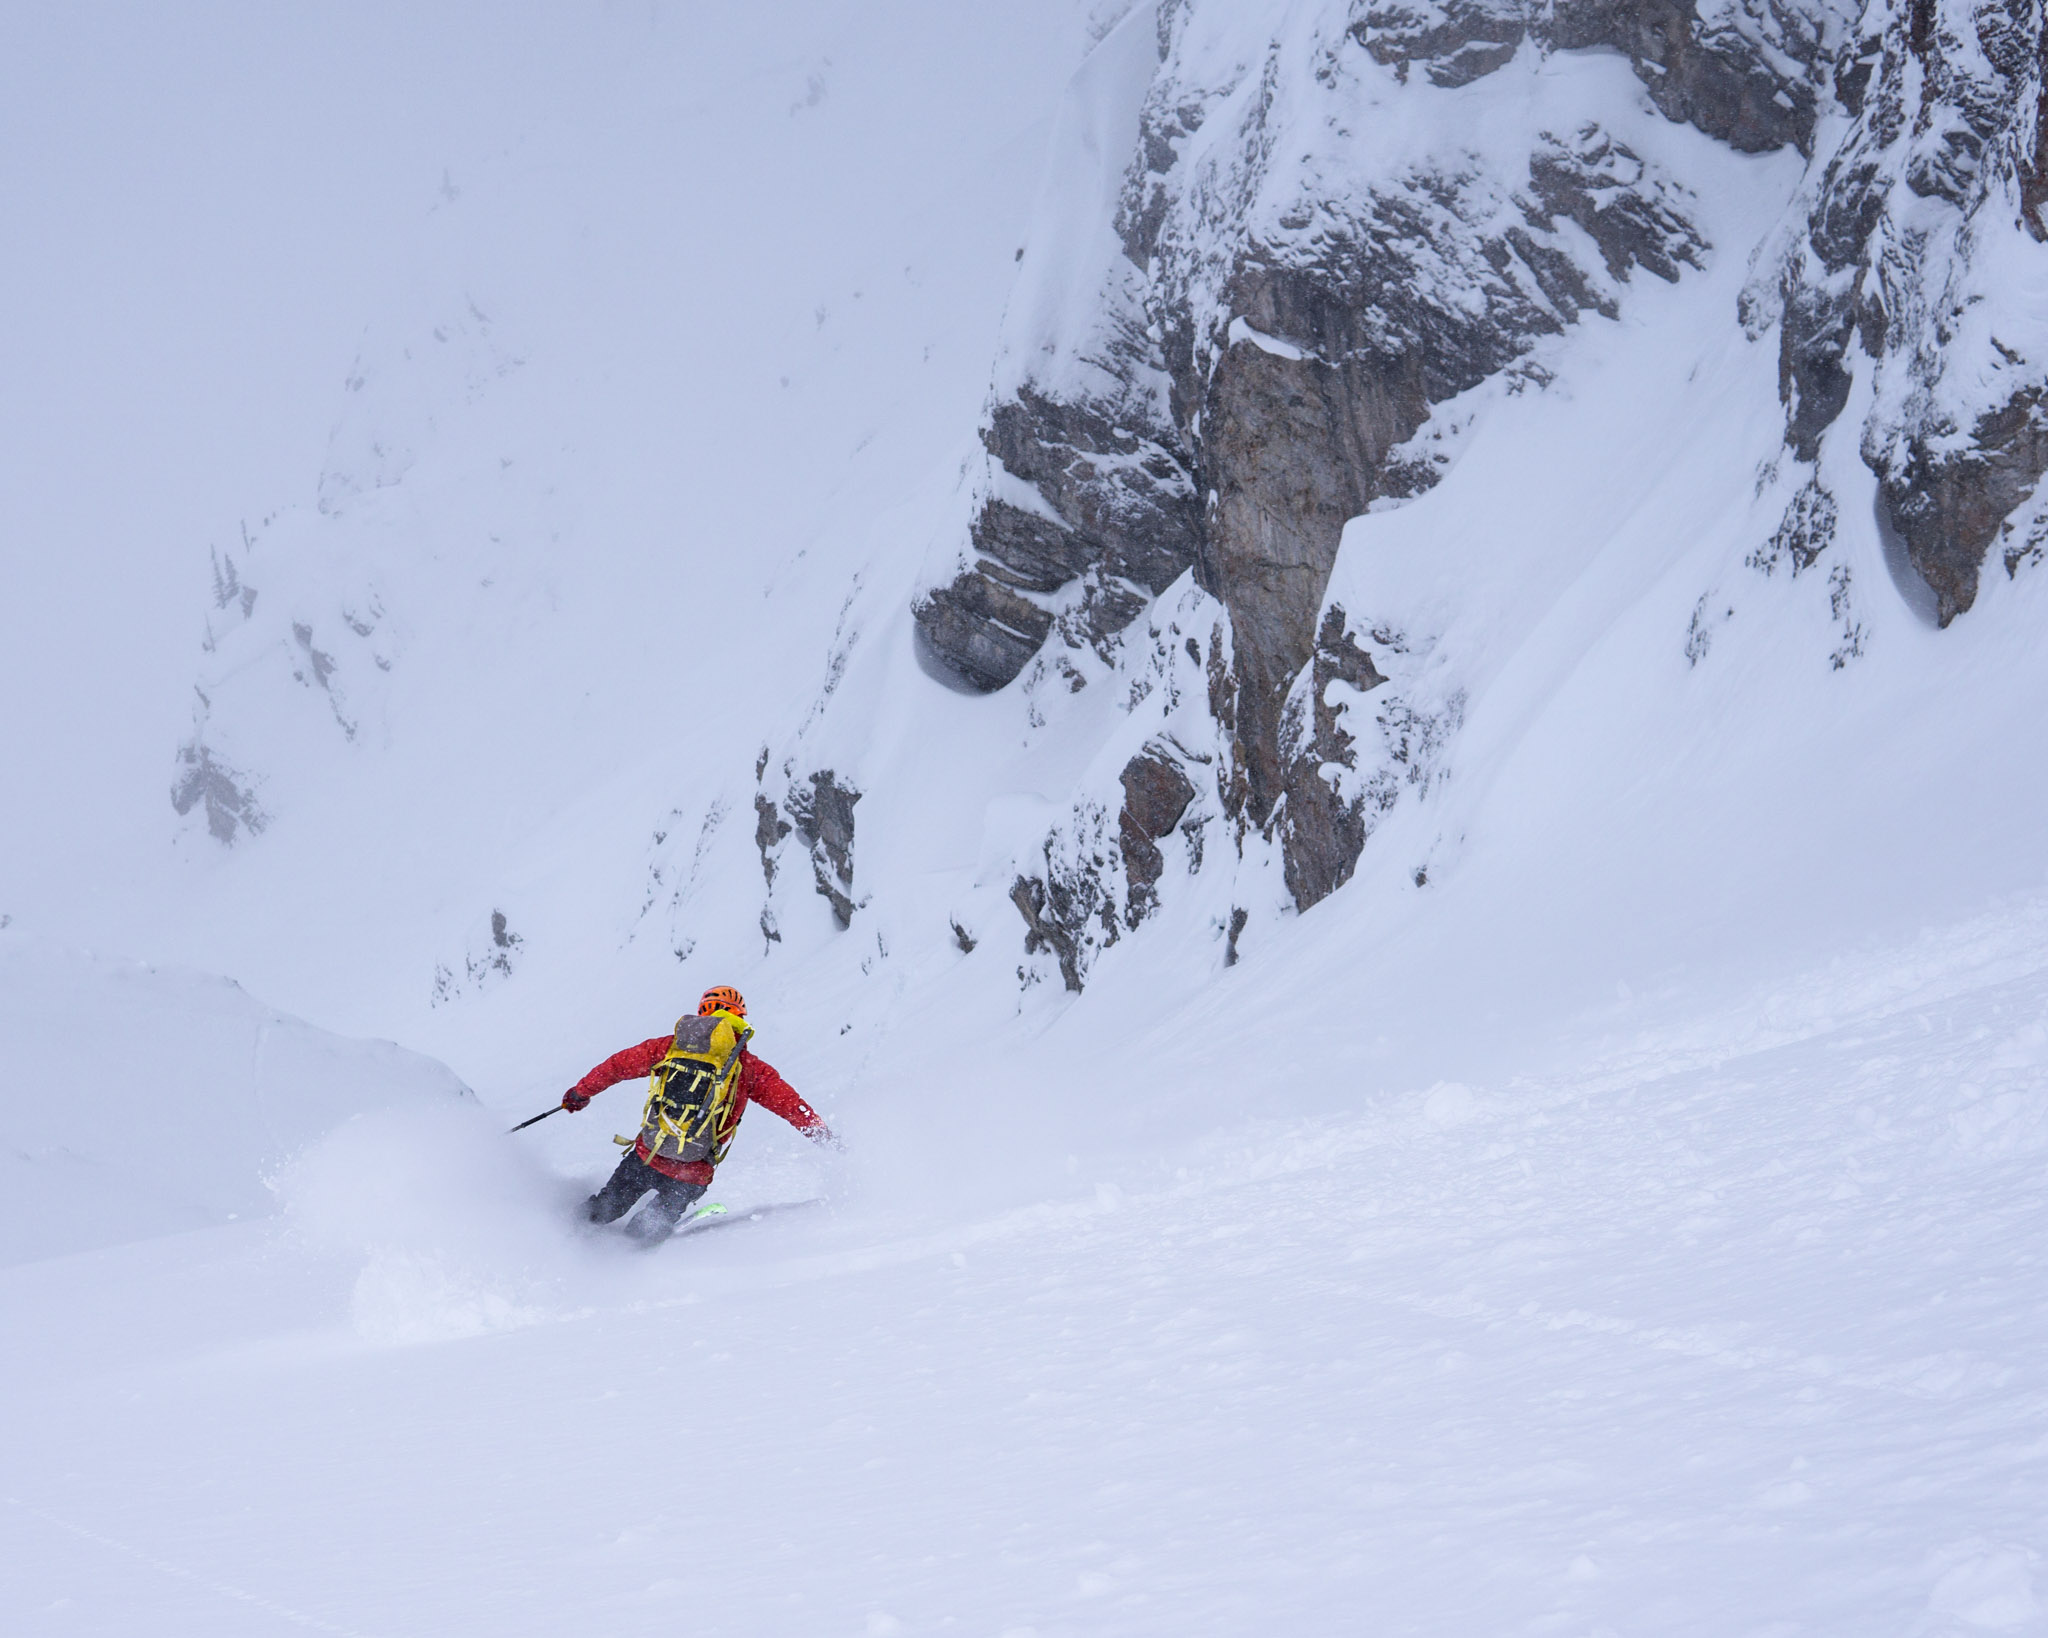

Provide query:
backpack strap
left=638, top=1014, right=754, bottom=1164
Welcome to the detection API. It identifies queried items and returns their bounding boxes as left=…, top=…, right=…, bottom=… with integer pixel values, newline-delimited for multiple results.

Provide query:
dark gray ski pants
left=585, top=1151, right=706, bottom=1237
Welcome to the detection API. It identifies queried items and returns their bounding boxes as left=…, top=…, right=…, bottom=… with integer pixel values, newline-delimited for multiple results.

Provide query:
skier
left=560, top=985, right=834, bottom=1239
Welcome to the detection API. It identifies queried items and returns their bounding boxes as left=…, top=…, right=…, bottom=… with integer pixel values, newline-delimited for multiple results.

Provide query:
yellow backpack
left=637, top=1011, right=754, bottom=1167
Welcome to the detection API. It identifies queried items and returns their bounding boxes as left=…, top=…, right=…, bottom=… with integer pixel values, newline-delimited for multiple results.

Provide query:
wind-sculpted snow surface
left=0, top=928, right=469, bottom=1265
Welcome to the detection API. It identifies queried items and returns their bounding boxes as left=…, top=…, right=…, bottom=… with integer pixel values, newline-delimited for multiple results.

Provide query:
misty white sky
left=0, top=3, right=768, bottom=927
left=0, top=1, right=1091, bottom=938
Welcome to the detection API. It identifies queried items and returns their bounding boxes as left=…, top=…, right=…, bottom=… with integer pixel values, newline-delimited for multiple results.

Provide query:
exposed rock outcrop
left=1010, top=740, right=1206, bottom=994
left=429, top=907, right=524, bottom=1006
left=753, top=793, right=792, bottom=889
left=1118, top=742, right=1200, bottom=922
left=1352, top=0, right=1530, bottom=90
left=785, top=770, right=863, bottom=928
left=1544, top=0, right=1846, bottom=156
left=1879, top=390, right=2048, bottom=625
left=1172, top=128, right=1704, bottom=837
left=1356, top=0, right=1845, bottom=155
left=1749, top=477, right=1841, bottom=577
left=1277, top=607, right=1391, bottom=910
left=1005, top=589, right=1226, bottom=992
left=1011, top=803, right=1120, bottom=993
left=927, top=0, right=2047, bottom=992
left=171, top=737, right=266, bottom=845
left=1116, top=15, right=1714, bottom=901
left=1762, top=0, right=2048, bottom=623
left=914, top=380, right=1199, bottom=691
left=756, top=763, right=863, bottom=933
left=913, top=504, right=1067, bottom=693
left=756, top=766, right=863, bottom=932
left=949, top=0, right=1781, bottom=973
left=761, top=757, right=864, bottom=929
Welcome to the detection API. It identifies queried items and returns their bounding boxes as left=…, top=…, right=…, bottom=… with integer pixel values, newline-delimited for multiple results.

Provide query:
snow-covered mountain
left=4, top=1, right=2047, bottom=1632
left=869, top=0, right=2048, bottom=989
left=129, top=0, right=2048, bottom=1054
left=121, top=6, right=2035, bottom=1081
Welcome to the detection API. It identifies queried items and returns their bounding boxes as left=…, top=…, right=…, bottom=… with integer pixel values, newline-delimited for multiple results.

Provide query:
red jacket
left=564, top=1036, right=827, bottom=1183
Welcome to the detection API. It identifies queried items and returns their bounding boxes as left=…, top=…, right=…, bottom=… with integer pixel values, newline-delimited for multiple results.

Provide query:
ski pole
left=507, top=1106, right=561, bottom=1133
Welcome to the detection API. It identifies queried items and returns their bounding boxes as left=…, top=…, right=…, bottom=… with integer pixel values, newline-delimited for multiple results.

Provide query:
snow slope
left=1, top=0, right=1133, bottom=1030
left=4, top=2, right=2048, bottom=1633
left=5, top=897, right=2048, bottom=1635
left=0, top=928, right=469, bottom=1268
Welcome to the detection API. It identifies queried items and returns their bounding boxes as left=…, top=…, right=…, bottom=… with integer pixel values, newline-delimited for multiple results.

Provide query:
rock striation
left=915, top=389, right=1202, bottom=692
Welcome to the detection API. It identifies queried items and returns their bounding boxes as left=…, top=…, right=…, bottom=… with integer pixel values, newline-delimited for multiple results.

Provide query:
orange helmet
left=698, top=985, right=747, bottom=1019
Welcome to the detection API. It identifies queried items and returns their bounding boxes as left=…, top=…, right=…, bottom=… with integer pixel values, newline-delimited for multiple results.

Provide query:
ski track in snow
left=2, top=1495, right=379, bottom=1638
left=4, top=914, right=2046, bottom=1636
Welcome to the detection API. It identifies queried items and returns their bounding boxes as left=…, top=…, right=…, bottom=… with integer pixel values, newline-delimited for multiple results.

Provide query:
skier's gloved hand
left=810, top=1126, right=846, bottom=1153
left=562, top=1090, right=591, bottom=1112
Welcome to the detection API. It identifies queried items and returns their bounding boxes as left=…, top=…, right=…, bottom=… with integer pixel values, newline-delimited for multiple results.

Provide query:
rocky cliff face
left=764, top=0, right=2048, bottom=993
left=1539, top=0, right=1846, bottom=155
left=1759, top=0, right=2048, bottom=623
left=904, top=0, right=1734, bottom=980
left=913, top=388, right=1201, bottom=693
left=893, top=0, right=2048, bottom=990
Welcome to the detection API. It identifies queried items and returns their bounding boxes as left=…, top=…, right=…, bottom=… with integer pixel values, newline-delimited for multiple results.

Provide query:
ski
left=673, top=1201, right=728, bottom=1234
